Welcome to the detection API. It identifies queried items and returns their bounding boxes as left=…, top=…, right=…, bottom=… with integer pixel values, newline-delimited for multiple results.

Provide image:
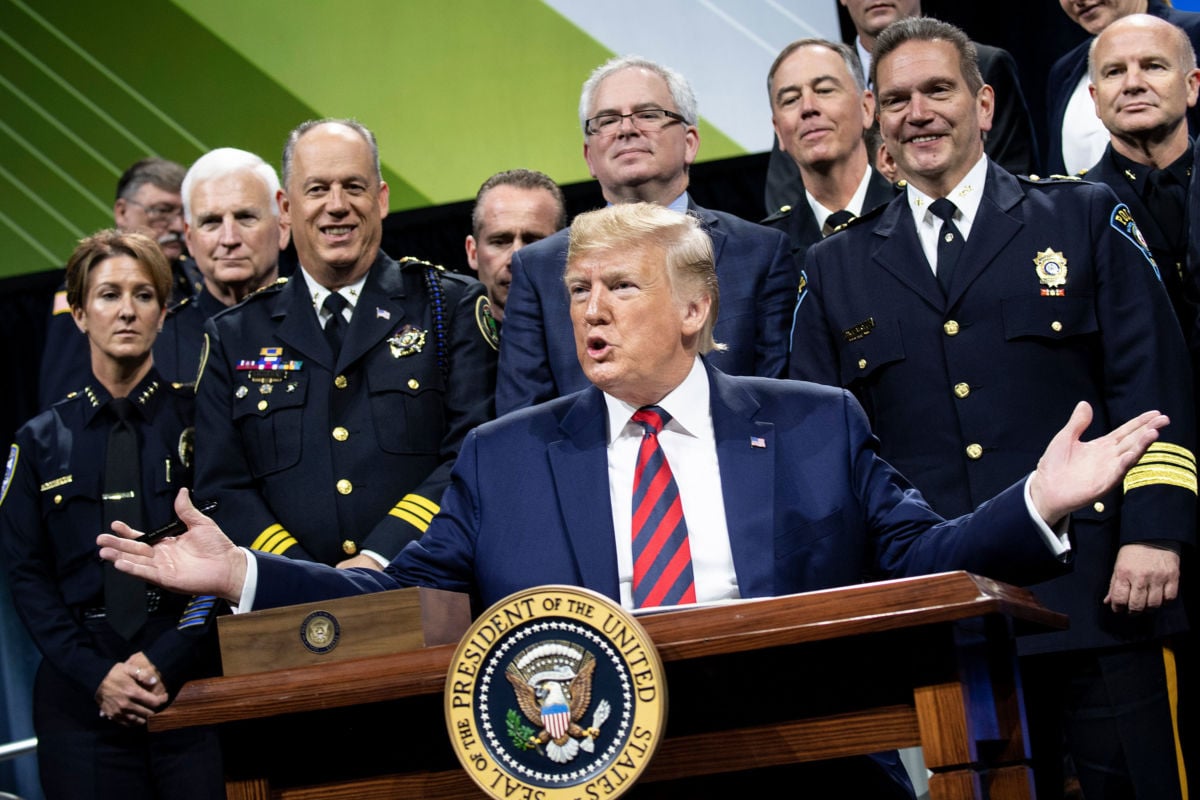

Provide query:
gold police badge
left=1033, top=248, right=1068, bottom=296
left=388, top=325, right=426, bottom=359
left=445, top=586, right=666, bottom=800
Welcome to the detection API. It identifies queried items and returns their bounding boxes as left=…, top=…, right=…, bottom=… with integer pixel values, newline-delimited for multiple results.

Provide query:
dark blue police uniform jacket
left=790, top=161, right=1197, bottom=655
left=195, top=251, right=497, bottom=566
left=495, top=200, right=795, bottom=415
left=1, top=371, right=217, bottom=696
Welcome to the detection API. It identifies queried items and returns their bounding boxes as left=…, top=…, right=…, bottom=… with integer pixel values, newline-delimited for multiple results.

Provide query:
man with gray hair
left=761, top=38, right=898, bottom=278
left=152, top=147, right=288, bottom=382
left=465, top=168, right=565, bottom=325
left=496, top=55, right=794, bottom=415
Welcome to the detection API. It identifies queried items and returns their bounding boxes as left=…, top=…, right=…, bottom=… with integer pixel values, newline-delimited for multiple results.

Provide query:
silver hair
left=182, top=148, right=281, bottom=224
left=578, top=55, right=698, bottom=135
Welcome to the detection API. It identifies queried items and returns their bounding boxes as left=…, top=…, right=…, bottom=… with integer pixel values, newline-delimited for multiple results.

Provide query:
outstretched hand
left=1028, top=402, right=1167, bottom=526
left=96, top=488, right=247, bottom=604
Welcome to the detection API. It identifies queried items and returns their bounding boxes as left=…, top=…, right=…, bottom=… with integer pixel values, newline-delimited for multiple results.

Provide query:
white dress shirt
left=298, top=267, right=366, bottom=328
left=905, top=153, right=988, bottom=276
left=806, top=163, right=873, bottom=235
left=1061, top=72, right=1110, bottom=176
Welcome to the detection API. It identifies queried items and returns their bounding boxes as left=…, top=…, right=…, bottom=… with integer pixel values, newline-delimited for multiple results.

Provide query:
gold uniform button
left=336, top=479, right=353, bottom=495
left=857, top=358, right=868, bottom=370
left=342, top=540, right=358, bottom=555
left=953, top=382, right=970, bottom=399
left=1093, top=501, right=1105, bottom=513
left=53, top=494, right=62, bottom=505
left=332, top=426, right=349, bottom=442
left=965, top=443, right=984, bottom=460
left=1051, top=321, right=1063, bottom=332
left=334, top=375, right=348, bottom=389
left=408, top=378, right=420, bottom=390
left=943, top=320, right=960, bottom=336
left=258, top=400, right=268, bottom=411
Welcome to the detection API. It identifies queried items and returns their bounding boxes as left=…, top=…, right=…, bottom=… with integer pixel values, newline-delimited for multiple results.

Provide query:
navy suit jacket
left=495, top=201, right=794, bottom=415
left=1044, top=0, right=1200, bottom=176
left=254, top=362, right=1062, bottom=613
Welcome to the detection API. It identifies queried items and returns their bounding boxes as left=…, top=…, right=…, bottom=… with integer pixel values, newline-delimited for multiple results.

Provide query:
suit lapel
left=690, top=201, right=729, bottom=263
left=709, top=368, right=776, bottom=598
left=872, top=196, right=946, bottom=312
left=944, top=164, right=1023, bottom=307
left=338, top=253, right=408, bottom=372
left=274, top=275, right=335, bottom=371
left=547, top=389, right=621, bottom=602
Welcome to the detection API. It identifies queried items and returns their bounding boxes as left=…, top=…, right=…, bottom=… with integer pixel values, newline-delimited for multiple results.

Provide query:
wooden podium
left=152, top=571, right=1064, bottom=800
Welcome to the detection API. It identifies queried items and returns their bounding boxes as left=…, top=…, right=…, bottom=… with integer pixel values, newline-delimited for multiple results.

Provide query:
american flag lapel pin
left=750, top=435, right=766, bottom=449
left=376, top=307, right=391, bottom=320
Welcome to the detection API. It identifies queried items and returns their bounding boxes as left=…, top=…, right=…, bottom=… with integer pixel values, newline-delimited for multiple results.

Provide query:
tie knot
left=109, top=397, right=135, bottom=423
left=323, top=291, right=349, bottom=317
left=632, top=405, right=671, bottom=435
left=929, top=198, right=958, bottom=224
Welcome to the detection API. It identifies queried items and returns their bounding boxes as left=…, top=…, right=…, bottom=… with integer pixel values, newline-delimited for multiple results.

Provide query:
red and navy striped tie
left=631, top=406, right=696, bottom=608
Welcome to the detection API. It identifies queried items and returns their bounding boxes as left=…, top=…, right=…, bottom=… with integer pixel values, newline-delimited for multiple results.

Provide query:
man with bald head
left=1082, top=14, right=1200, bottom=350
left=1048, top=0, right=1200, bottom=176
left=194, top=119, right=497, bottom=569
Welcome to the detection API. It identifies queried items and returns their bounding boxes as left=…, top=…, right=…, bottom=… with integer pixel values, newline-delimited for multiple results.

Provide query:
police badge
left=446, top=586, right=666, bottom=799
left=388, top=325, right=427, bottom=359
left=1033, top=248, right=1068, bottom=296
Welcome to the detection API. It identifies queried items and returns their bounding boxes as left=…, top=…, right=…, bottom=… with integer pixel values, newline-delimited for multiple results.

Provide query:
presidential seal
left=445, top=586, right=666, bottom=800
left=300, top=610, right=340, bottom=654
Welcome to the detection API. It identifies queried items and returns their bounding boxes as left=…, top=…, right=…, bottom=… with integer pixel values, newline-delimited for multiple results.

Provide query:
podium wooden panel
left=153, top=571, right=1065, bottom=799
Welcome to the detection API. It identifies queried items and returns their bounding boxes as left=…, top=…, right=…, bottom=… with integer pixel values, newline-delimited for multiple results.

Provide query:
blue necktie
left=930, top=197, right=963, bottom=295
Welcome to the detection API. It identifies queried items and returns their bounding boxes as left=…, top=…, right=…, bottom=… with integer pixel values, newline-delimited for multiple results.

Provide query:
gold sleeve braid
left=1124, top=442, right=1197, bottom=494
left=251, top=523, right=300, bottom=555
left=389, top=493, right=440, bottom=532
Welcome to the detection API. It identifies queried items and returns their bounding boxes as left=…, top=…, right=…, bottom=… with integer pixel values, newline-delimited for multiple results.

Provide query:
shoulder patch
left=475, top=295, right=500, bottom=351
left=1109, top=203, right=1161, bottom=279
left=1, top=444, right=17, bottom=507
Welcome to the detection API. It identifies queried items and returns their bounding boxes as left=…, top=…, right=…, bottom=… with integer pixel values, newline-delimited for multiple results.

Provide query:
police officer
left=2, top=230, right=222, bottom=800
left=790, top=17, right=1196, bottom=800
left=38, top=158, right=203, bottom=409
left=194, top=119, right=496, bottom=568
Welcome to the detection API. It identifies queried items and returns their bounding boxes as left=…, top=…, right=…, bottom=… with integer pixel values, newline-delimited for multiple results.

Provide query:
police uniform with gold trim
left=790, top=161, right=1196, bottom=799
left=0, top=369, right=223, bottom=800
left=195, top=251, right=497, bottom=566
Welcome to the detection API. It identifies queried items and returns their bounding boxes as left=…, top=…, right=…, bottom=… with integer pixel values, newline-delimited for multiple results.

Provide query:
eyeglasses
left=585, top=108, right=689, bottom=137
left=123, top=199, right=184, bottom=224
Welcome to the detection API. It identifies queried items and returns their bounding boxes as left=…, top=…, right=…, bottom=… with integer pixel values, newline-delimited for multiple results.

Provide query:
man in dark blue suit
left=791, top=16, right=1196, bottom=799
left=1047, top=0, right=1200, bottom=177
left=760, top=38, right=898, bottom=284
left=101, top=201, right=1167, bottom=798
left=496, top=55, right=795, bottom=416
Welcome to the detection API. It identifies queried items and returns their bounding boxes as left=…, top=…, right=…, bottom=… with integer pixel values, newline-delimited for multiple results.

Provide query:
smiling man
left=148, top=148, right=288, bottom=383
left=762, top=39, right=898, bottom=280
left=496, top=55, right=794, bottom=415
left=788, top=17, right=1195, bottom=800
left=192, top=119, right=496, bottom=569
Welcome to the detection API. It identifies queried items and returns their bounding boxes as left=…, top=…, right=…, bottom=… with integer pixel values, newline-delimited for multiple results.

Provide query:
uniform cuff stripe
left=390, top=506, right=433, bottom=532
left=397, top=493, right=440, bottom=517
left=1124, top=465, right=1198, bottom=494
left=1146, top=442, right=1196, bottom=465
left=252, top=524, right=299, bottom=554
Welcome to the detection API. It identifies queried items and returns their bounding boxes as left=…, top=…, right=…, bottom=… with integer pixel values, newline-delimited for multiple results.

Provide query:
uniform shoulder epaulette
left=168, top=381, right=195, bottom=394
left=761, top=204, right=794, bottom=225
left=831, top=202, right=888, bottom=235
left=1020, top=173, right=1084, bottom=184
left=241, top=276, right=289, bottom=302
left=398, top=255, right=445, bottom=272
left=164, top=294, right=194, bottom=317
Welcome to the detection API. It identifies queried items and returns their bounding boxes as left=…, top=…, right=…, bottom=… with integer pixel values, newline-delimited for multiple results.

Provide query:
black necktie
left=1146, top=169, right=1187, bottom=253
left=323, top=292, right=349, bottom=357
left=822, top=209, right=855, bottom=237
left=929, top=198, right=963, bottom=295
left=103, top=397, right=146, bottom=640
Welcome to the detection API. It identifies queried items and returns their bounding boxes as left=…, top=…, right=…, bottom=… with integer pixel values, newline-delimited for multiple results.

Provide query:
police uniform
left=0, top=370, right=223, bottom=800
left=154, top=286, right=228, bottom=385
left=195, top=251, right=497, bottom=566
left=38, top=256, right=202, bottom=409
left=790, top=161, right=1196, bottom=799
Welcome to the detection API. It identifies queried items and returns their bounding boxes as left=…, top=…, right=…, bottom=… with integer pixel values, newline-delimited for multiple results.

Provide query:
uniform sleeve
left=0, top=432, right=115, bottom=696
left=358, top=277, right=497, bottom=560
left=194, top=321, right=316, bottom=561
left=496, top=247, right=557, bottom=415
left=1088, top=186, right=1198, bottom=547
left=143, top=594, right=222, bottom=692
left=787, top=246, right=843, bottom=384
left=753, top=228, right=797, bottom=379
